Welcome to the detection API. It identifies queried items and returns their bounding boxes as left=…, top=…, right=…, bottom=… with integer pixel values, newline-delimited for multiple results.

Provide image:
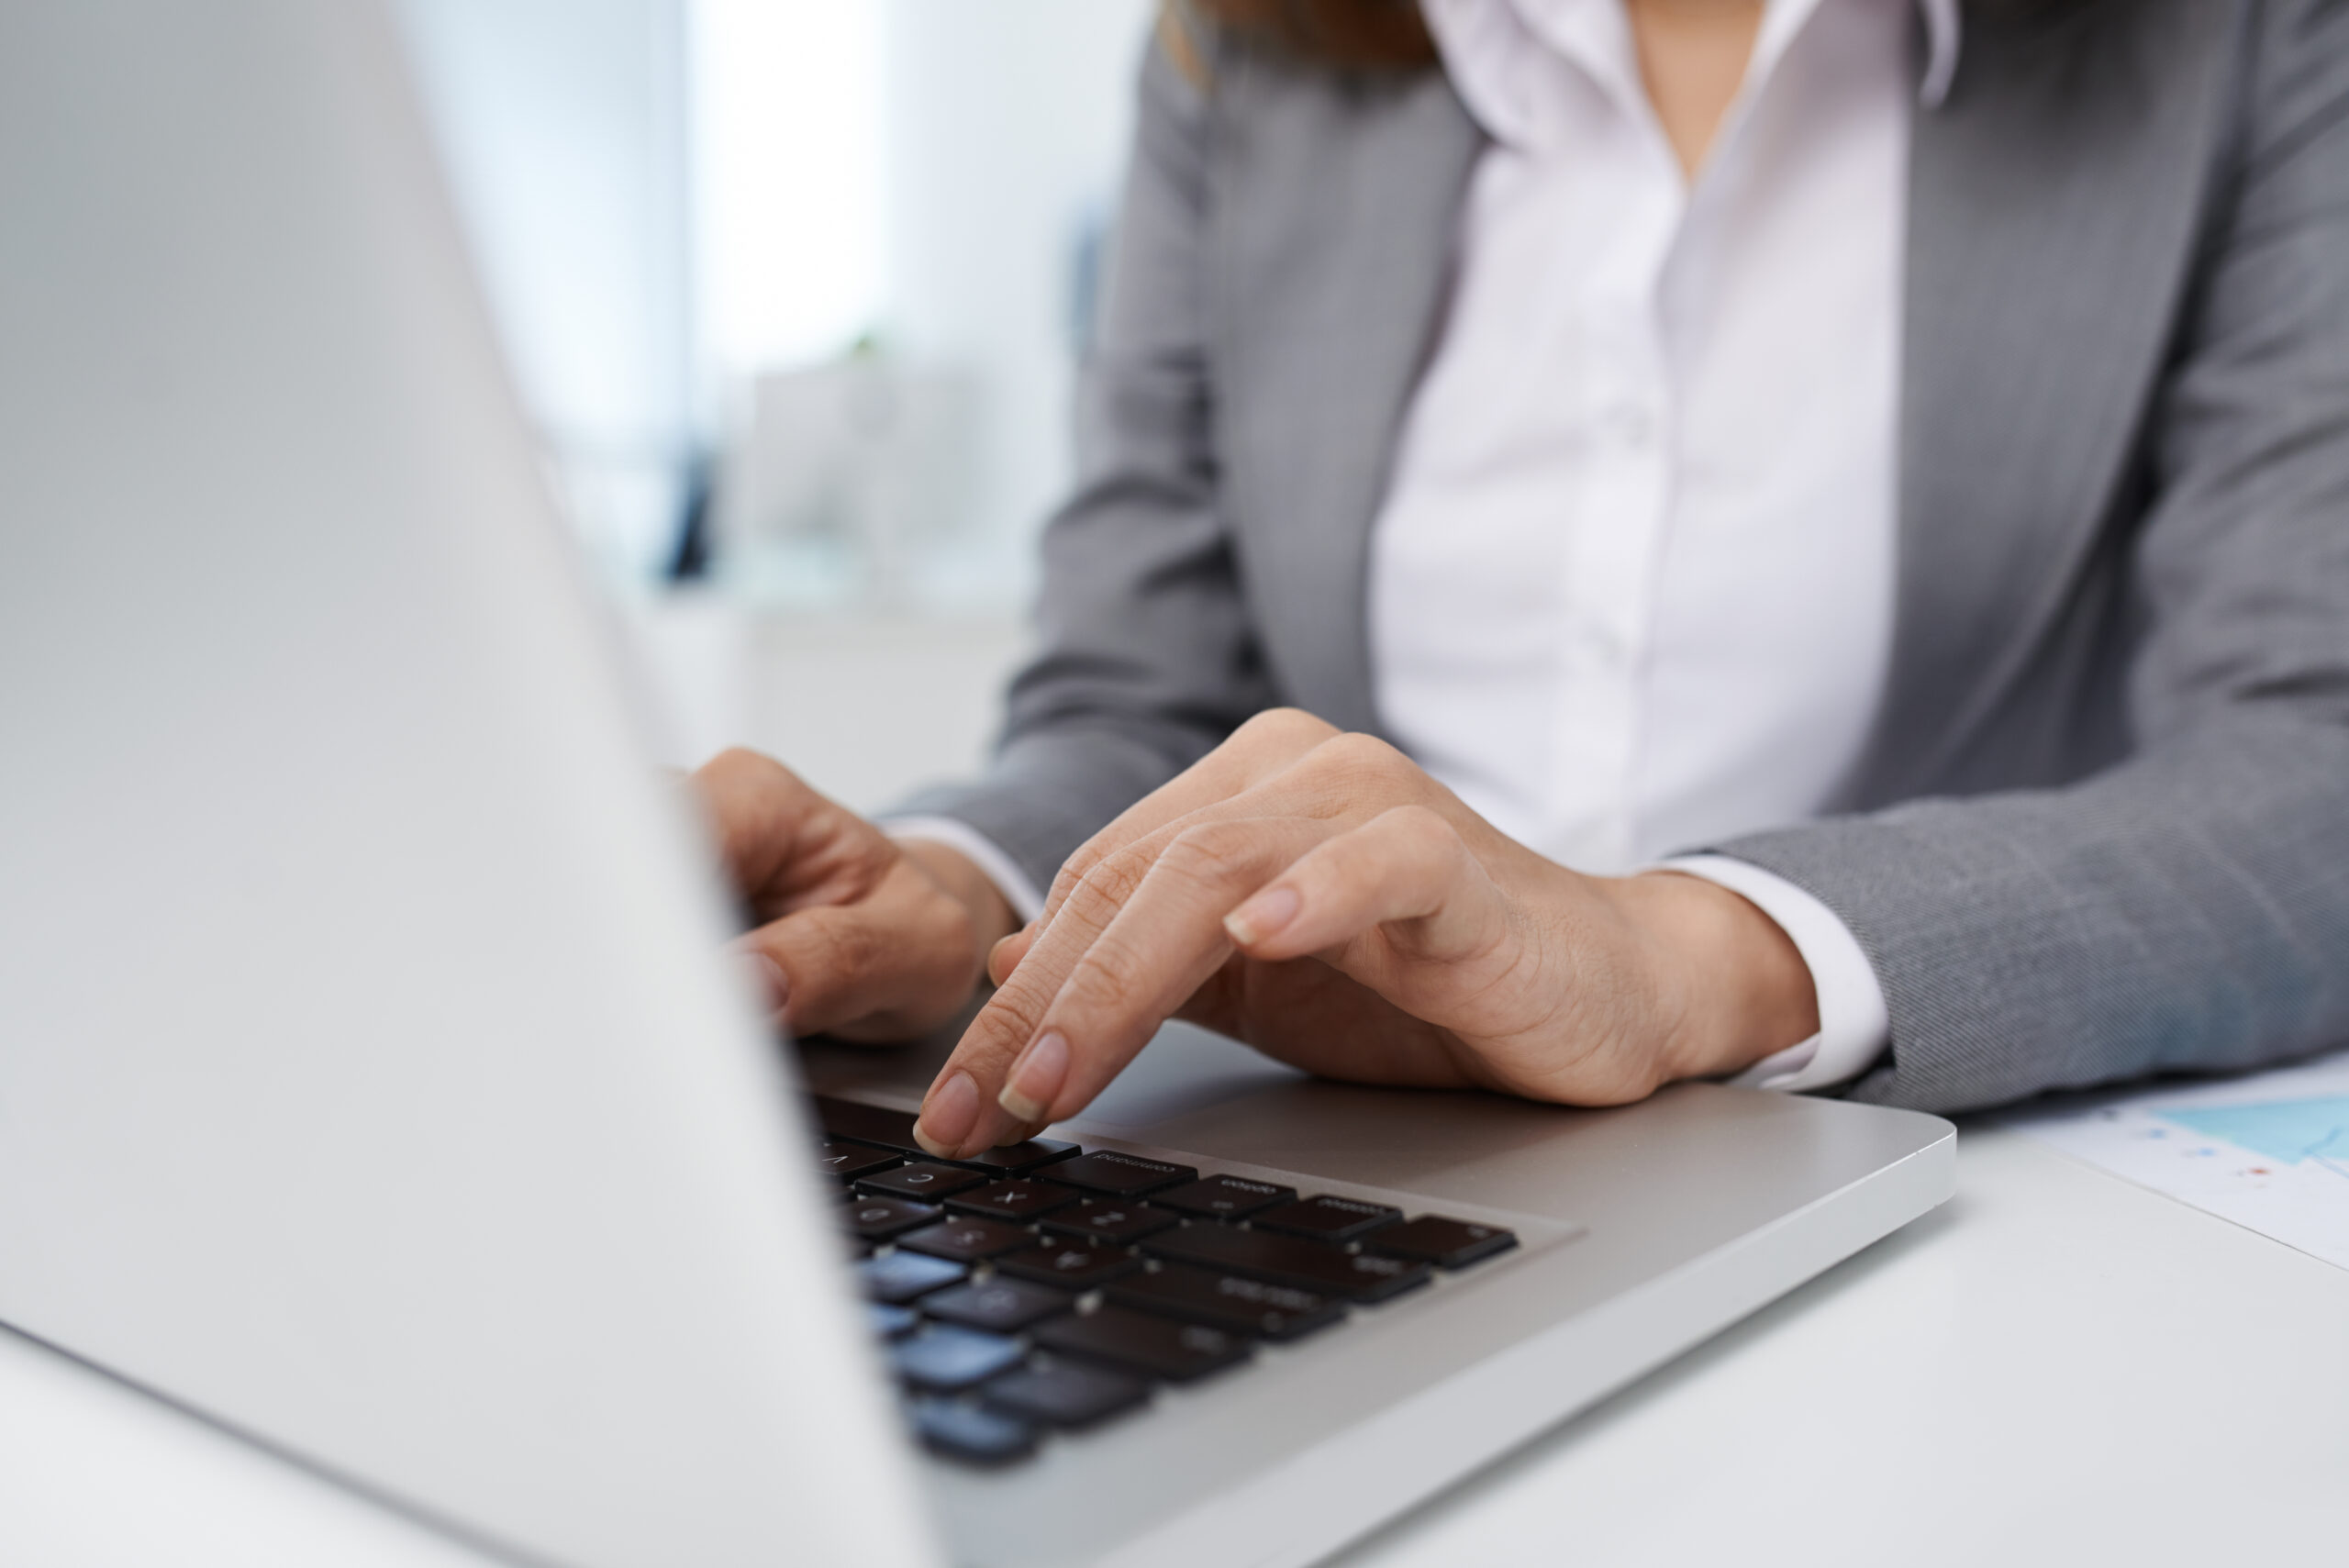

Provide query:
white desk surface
left=6, top=1127, right=2344, bottom=1567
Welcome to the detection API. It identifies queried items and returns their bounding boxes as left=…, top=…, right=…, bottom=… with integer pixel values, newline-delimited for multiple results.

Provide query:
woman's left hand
left=911, top=709, right=1820, bottom=1159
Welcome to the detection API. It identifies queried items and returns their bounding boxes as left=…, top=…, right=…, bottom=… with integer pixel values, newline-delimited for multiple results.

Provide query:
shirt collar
left=1425, top=0, right=1967, bottom=152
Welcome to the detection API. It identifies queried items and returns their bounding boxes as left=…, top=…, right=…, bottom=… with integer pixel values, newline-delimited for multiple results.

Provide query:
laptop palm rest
left=800, top=1018, right=1952, bottom=1568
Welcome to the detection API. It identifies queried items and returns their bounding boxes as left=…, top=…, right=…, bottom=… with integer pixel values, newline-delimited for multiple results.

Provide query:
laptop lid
left=0, top=4, right=936, bottom=1564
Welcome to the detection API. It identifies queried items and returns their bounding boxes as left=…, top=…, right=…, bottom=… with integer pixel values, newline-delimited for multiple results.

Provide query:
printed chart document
left=2004, top=1048, right=2349, bottom=1271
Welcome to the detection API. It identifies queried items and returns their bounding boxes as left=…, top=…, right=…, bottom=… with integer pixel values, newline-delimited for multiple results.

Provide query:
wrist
left=1609, top=871, right=1820, bottom=1084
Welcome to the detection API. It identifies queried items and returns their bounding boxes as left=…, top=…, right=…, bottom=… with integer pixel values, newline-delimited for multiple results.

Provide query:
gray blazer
left=903, top=0, right=2349, bottom=1115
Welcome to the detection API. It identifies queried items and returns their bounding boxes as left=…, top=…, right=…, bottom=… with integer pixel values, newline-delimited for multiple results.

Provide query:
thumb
left=986, top=922, right=1039, bottom=987
left=741, top=898, right=976, bottom=1041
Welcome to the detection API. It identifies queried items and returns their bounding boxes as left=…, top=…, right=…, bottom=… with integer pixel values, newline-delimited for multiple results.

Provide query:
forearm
left=1709, top=717, right=2349, bottom=1114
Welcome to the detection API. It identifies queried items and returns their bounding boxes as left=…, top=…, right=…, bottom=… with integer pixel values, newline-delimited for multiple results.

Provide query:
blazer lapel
left=1210, top=57, right=1485, bottom=737
left=1856, top=0, right=2239, bottom=801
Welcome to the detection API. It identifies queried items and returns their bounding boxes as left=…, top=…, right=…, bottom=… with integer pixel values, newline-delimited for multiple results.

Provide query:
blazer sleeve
left=892, top=28, right=1275, bottom=893
left=1709, top=5, right=2349, bottom=1114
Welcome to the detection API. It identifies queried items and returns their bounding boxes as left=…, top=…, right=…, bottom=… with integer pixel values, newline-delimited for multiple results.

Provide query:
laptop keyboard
left=810, top=1095, right=1519, bottom=1468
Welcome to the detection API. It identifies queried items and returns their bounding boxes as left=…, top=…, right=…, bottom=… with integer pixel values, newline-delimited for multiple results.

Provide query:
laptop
left=0, top=5, right=1954, bottom=1566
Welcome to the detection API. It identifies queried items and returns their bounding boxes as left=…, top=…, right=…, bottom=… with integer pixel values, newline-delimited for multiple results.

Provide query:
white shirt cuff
left=1653, top=854, right=1890, bottom=1094
left=882, top=816, right=1048, bottom=925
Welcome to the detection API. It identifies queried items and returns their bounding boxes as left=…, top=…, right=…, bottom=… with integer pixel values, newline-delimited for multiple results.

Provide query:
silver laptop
left=0, top=5, right=1954, bottom=1566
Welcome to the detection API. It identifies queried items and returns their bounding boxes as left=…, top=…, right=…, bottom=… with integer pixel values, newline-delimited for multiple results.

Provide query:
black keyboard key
left=1144, top=1224, right=1431, bottom=1302
left=816, top=1140, right=901, bottom=1183
left=1250, top=1194, right=1402, bottom=1242
left=1033, top=1306, right=1251, bottom=1383
left=911, top=1397, right=1035, bottom=1465
left=983, top=1360, right=1150, bottom=1429
left=844, top=1195, right=942, bottom=1241
left=868, top=1302, right=920, bottom=1339
left=857, top=1162, right=988, bottom=1202
left=1040, top=1199, right=1180, bottom=1247
left=919, top=1277, right=1076, bottom=1334
left=860, top=1250, right=968, bottom=1304
left=1370, top=1215, right=1518, bottom=1269
left=939, top=1138, right=1082, bottom=1175
left=1050, top=1151, right=1197, bottom=1196
left=946, top=1178, right=1079, bottom=1223
left=814, top=1095, right=1078, bottom=1174
left=896, top=1215, right=1034, bottom=1263
left=1107, top=1263, right=1343, bottom=1341
left=891, top=1326, right=1024, bottom=1392
left=1152, top=1174, right=1297, bottom=1220
left=995, top=1240, right=1143, bottom=1290
left=812, top=1095, right=925, bottom=1153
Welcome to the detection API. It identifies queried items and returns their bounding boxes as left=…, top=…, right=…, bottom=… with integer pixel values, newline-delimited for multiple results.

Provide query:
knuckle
left=1236, top=706, right=1338, bottom=752
left=1383, top=803, right=1457, bottom=855
left=701, top=746, right=787, bottom=789
left=811, top=918, right=876, bottom=984
left=696, top=745, right=756, bottom=781
left=1062, top=832, right=1108, bottom=882
left=989, top=979, right=1050, bottom=1037
left=915, top=896, right=980, bottom=981
left=967, top=992, right=1048, bottom=1069
left=1063, top=936, right=1150, bottom=1011
left=1386, top=806, right=1467, bottom=881
left=1160, top=821, right=1264, bottom=889
left=1314, top=730, right=1405, bottom=779
left=1074, top=847, right=1152, bottom=914
left=1052, top=836, right=1112, bottom=906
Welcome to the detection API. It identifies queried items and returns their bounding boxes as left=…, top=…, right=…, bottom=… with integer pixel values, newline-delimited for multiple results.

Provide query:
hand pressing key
left=910, top=709, right=1820, bottom=1160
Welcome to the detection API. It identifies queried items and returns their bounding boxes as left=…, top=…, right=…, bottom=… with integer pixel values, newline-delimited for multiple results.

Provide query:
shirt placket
left=1544, top=62, right=1681, bottom=873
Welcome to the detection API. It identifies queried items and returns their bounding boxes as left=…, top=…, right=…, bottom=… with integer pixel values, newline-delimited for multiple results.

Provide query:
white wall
left=692, top=0, right=1154, bottom=608
left=404, top=0, right=1154, bottom=607
left=881, top=0, right=1154, bottom=604
left=401, top=0, right=1156, bottom=792
left=689, top=0, right=889, bottom=379
left=397, top=0, right=698, bottom=583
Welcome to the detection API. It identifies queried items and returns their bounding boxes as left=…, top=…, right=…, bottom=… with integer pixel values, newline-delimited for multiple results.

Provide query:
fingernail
left=1224, top=885, right=1301, bottom=947
left=996, top=1030, right=1069, bottom=1126
left=915, top=1071, right=979, bottom=1159
left=737, top=951, right=789, bottom=1015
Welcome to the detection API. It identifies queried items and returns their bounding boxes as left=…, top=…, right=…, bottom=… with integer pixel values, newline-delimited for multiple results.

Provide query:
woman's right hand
left=690, top=749, right=1018, bottom=1041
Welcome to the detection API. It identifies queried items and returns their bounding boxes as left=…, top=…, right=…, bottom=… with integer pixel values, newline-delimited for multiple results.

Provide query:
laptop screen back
left=0, top=5, right=934, bottom=1563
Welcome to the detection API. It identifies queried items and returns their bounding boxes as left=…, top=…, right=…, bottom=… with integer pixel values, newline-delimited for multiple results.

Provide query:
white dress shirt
left=1361, top=0, right=1958, bottom=1091
left=899, top=0, right=1961, bottom=1095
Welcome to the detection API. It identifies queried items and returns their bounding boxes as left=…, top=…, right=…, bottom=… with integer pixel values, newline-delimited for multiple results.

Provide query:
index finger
left=1030, top=708, right=1338, bottom=932
left=914, top=814, right=1330, bottom=1158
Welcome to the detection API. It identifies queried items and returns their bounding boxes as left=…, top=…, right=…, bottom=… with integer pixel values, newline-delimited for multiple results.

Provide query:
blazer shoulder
left=2239, top=0, right=2349, bottom=155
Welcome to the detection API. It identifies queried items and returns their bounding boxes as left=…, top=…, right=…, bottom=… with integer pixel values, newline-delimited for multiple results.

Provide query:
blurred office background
left=395, top=0, right=1153, bottom=805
